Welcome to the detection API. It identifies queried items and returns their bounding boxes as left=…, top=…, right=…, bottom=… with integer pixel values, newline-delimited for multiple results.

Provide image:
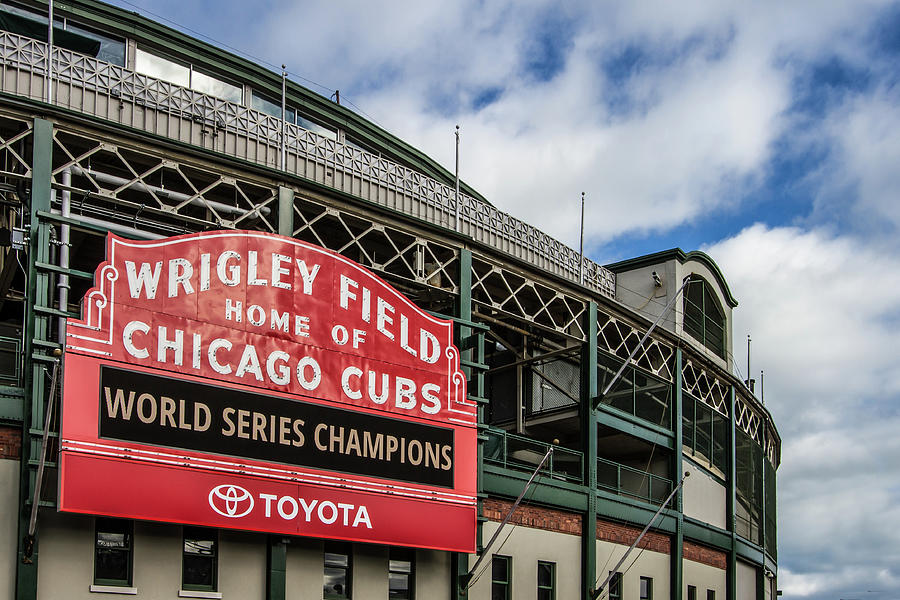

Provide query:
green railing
left=596, top=457, right=673, bottom=504
left=0, top=335, right=21, bottom=385
left=483, top=428, right=583, bottom=484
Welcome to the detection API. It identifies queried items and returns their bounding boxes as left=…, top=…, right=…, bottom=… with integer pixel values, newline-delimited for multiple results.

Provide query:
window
left=640, top=576, right=653, bottom=600
left=682, top=393, right=729, bottom=476
left=324, top=543, right=351, bottom=599
left=608, top=571, right=623, bottom=600
left=707, top=590, right=716, bottom=600
left=598, top=352, right=671, bottom=429
left=182, top=527, right=217, bottom=591
left=683, top=277, right=726, bottom=359
left=491, top=555, right=511, bottom=600
left=249, top=91, right=337, bottom=140
left=135, top=48, right=243, bottom=103
left=0, top=2, right=125, bottom=64
left=688, top=585, right=698, bottom=600
left=94, top=518, right=132, bottom=586
left=389, top=549, right=414, bottom=599
left=537, top=561, right=555, bottom=600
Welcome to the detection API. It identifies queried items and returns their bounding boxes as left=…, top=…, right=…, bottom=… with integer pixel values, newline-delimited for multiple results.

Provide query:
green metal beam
left=671, top=348, right=684, bottom=600
left=582, top=302, right=598, bottom=600
left=454, top=248, right=473, bottom=600
left=266, top=536, right=286, bottom=600
left=277, top=186, right=294, bottom=237
left=727, top=386, right=737, bottom=600
left=16, top=117, right=54, bottom=600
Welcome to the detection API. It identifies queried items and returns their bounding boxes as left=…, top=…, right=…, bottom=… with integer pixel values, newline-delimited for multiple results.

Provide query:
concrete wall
left=737, top=560, right=758, bottom=600
left=596, top=539, right=670, bottom=599
left=0, top=459, right=18, bottom=600
left=683, top=459, right=728, bottom=530
left=684, top=558, right=726, bottom=600
left=37, top=512, right=267, bottom=599
left=468, top=521, right=581, bottom=600
left=35, top=512, right=448, bottom=599
left=614, top=261, right=679, bottom=335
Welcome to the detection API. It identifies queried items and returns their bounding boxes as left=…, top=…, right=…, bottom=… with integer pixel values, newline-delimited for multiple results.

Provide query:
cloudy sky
left=109, top=1, right=900, bottom=597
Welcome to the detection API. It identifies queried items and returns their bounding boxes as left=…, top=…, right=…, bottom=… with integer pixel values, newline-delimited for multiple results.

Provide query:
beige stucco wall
left=36, top=513, right=267, bottom=599
left=0, top=459, right=18, bottom=600
left=684, top=558, right=726, bottom=599
left=683, top=459, right=728, bottom=530
left=614, top=262, right=679, bottom=334
left=467, top=521, right=581, bottom=600
left=737, top=560, right=758, bottom=600
left=596, top=539, right=670, bottom=599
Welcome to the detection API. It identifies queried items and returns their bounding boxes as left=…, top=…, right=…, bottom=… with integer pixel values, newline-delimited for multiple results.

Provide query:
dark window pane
left=388, top=572, right=409, bottom=599
left=491, top=582, right=507, bottom=600
left=183, top=554, right=214, bottom=587
left=538, top=562, right=552, bottom=586
left=324, top=567, right=347, bottom=596
left=538, top=589, right=552, bottom=600
left=492, top=557, right=507, bottom=581
left=95, top=548, right=129, bottom=582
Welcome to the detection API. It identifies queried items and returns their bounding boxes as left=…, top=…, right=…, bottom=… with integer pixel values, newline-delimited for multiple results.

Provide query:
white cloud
left=708, top=225, right=900, bottom=595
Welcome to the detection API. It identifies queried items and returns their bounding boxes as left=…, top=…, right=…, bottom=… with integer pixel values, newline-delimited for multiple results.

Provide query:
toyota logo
left=208, top=484, right=254, bottom=518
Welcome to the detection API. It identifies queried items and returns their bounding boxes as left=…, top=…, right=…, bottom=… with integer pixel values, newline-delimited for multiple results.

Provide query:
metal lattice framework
left=0, top=112, right=33, bottom=179
left=471, top=256, right=588, bottom=340
left=734, top=392, right=763, bottom=445
left=0, top=31, right=617, bottom=298
left=681, top=357, right=730, bottom=417
left=291, top=197, right=459, bottom=294
left=50, top=127, right=279, bottom=234
left=596, top=310, right=676, bottom=381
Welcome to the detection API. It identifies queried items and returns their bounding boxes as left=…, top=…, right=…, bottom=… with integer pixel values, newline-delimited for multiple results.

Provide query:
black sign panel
left=98, top=366, right=454, bottom=487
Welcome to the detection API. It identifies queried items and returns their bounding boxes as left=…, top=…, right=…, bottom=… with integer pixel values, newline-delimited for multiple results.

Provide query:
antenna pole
left=579, top=192, right=585, bottom=285
left=454, top=125, right=461, bottom=231
left=747, top=334, right=751, bottom=390
left=280, top=65, right=286, bottom=171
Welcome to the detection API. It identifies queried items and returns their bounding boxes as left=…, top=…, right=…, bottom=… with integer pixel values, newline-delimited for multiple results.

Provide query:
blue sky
left=109, top=1, right=900, bottom=597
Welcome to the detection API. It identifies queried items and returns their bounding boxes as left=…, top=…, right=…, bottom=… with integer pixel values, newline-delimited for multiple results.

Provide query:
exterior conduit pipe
left=49, top=209, right=165, bottom=240
left=67, top=165, right=271, bottom=218
left=57, top=168, right=70, bottom=344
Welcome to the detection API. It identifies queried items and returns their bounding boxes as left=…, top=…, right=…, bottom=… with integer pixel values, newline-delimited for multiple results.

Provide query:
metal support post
left=16, top=117, right=54, bottom=600
left=277, top=186, right=294, bottom=237
left=266, top=537, right=287, bottom=600
left=727, top=386, right=737, bottom=600
left=672, top=348, right=685, bottom=600
left=582, top=302, right=598, bottom=600
left=453, top=248, right=474, bottom=600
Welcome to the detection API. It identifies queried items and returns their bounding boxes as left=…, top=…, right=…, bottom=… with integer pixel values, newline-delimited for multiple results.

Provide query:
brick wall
left=482, top=498, right=582, bottom=536
left=684, top=541, right=727, bottom=569
left=0, top=424, right=21, bottom=460
left=596, top=519, right=671, bottom=554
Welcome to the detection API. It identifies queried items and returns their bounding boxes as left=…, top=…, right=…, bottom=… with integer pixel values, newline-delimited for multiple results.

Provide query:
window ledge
left=179, top=591, right=222, bottom=599
left=89, top=584, right=138, bottom=595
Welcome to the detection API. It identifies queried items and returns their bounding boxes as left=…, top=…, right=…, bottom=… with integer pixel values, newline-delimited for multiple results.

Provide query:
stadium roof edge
left=40, top=0, right=492, bottom=206
left=605, top=247, right=738, bottom=308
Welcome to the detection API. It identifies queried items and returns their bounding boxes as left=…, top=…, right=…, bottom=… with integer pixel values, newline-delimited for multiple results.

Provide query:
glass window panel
left=250, top=91, right=295, bottom=122
left=94, top=518, right=131, bottom=585
left=640, top=577, right=652, bottom=600
left=297, top=113, right=337, bottom=140
left=491, top=556, right=510, bottom=600
left=537, top=562, right=552, bottom=586
left=192, top=69, right=242, bottom=103
left=695, top=403, right=713, bottom=462
left=65, top=21, right=125, bottom=65
left=135, top=48, right=189, bottom=86
left=682, top=396, right=696, bottom=451
left=635, top=372, right=670, bottom=427
left=388, top=572, right=409, bottom=599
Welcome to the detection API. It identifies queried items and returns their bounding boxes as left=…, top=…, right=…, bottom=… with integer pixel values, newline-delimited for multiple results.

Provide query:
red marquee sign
left=59, top=231, right=476, bottom=552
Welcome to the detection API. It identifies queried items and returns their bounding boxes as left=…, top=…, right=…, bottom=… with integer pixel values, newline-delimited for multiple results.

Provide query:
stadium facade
left=0, top=1, right=779, bottom=599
